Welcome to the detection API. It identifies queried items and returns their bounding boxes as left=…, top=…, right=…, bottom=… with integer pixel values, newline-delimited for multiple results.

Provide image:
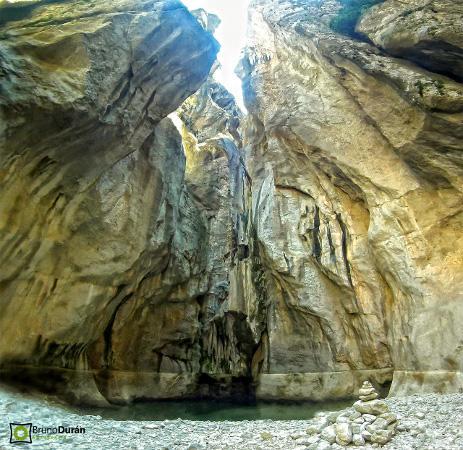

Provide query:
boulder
left=370, top=429, right=395, bottom=445
left=320, top=425, right=337, bottom=444
left=354, top=400, right=390, bottom=416
left=353, top=433, right=366, bottom=446
left=335, top=422, right=353, bottom=446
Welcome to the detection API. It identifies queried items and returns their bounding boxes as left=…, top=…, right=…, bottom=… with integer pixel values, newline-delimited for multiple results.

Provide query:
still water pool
left=78, top=399, right=352, bottom=421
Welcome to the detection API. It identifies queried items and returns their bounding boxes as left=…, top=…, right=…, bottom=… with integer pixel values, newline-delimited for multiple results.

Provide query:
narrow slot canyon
left=0, top=0, right=462, bottom=448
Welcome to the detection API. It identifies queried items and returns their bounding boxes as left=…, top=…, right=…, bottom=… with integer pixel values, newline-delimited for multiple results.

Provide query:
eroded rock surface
left=0, top=0, right=266, bottom=404
left=0, top=0, right=462, bottom=405
left=358, top=0, right=463, bottom=82
left=0, top=0, right=221, bottom=403
left=239, top=0, right=463, bottom=398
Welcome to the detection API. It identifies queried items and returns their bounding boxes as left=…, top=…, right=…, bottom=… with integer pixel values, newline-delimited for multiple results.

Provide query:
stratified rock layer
left=239, top=0, right=463, bottom=398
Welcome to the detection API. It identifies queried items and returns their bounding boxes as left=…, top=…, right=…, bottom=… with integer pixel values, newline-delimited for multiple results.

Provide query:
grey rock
left=314, top=440, right=332, bottom=450
left=380, top=412, right=398, bottom=425
left=307, top=417, right=329, bottom=434
left=361, top=430, right=372, bottom=442
left=370, top=429, right=395, bottom=445
left=372, top=417, right=389, bottom=430
left=352, top=433, right=366, bottom=446
left=358, top=381, right=379, bottom=401
left=335, top=416, right=349, bottom=424
left=335, top=423, right=352, bottom=446
left=320, top=425, right=337, bottom=444
left=363, top=414, right=377, bottom=423
left=354, top=400, right=390, bottom=416
left=327, top=412, right=342, bottom=424
left=360, top=393, right=380, bottom=402
left=291, top=434, right=306, bottom=440
left=303, top=435, right=321, bottom=446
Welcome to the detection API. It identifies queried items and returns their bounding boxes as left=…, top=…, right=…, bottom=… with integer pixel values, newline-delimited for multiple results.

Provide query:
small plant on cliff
left=330, top=0, right=385, bottom=38
left=414, top=79, right=446, bottom=97
left=415, top=80, right=425, bottom=97
left=433, top=79, right=445, bottom=95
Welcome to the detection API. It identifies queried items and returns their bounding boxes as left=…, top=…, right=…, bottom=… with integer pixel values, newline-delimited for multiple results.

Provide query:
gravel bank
left=0, top=384, right=462, bottom=449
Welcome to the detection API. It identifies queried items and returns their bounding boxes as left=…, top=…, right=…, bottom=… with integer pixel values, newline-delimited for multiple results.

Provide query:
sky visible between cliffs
left=182, top=0, right=249, bottom=110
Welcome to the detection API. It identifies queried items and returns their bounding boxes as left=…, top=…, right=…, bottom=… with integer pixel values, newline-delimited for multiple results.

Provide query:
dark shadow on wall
left=197, top=373, right=257, bottom=403
left=376, top=378, right=392, bottom=398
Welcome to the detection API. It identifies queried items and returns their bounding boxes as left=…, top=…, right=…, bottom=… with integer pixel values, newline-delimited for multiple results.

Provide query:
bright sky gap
left=182, top=0, right=250, bottom=110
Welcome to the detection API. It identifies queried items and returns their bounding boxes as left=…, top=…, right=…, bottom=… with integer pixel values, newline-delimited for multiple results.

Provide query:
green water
left=78, top=399, right=351, bottom=421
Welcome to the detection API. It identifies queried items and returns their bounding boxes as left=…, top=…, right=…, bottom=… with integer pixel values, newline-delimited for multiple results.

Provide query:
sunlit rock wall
left=239, top=0, right=463, bottom=398
left=1, top=0, right=462, bottom=404
left=0, top=0, right=220, bottom=404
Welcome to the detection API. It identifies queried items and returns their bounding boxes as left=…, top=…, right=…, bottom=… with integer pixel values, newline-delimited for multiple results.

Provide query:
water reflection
left=78, top=399, right=352, bottom=422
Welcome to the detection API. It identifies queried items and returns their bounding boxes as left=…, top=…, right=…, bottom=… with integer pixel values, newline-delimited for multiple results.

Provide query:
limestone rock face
left=239, top=0, right=463, bottom=397
left=0, top=1, right=264, bottom=404
left=1, top=0, right=462, bottom=405
left=165, top=75, right=264, bottom=399
left=358, top=0, right=463, bottom=82
left=0, top=0, right=221, bottom=403
left=179, top=77, right=243, bottom=147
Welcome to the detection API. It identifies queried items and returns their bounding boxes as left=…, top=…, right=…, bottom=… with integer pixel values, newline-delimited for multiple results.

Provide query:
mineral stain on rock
left=0, top=0, right=462, bottom=412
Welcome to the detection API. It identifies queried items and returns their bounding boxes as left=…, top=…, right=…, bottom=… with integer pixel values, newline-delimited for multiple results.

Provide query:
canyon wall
left=0, top=0, right=266, bottom=404
left=0, top=0, right=221, bottom=404
left=0, top=0, right=462, bottom=405
left=239, top=0, right=463, bottom=397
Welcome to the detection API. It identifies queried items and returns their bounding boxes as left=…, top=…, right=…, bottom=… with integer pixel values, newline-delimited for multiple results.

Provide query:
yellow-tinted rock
left=239, top=0, right=463, bottom=397
left=0, top=0, right=221, bottom=402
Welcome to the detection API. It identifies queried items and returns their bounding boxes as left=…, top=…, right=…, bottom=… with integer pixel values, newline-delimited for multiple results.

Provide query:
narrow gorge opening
left=0, top=0, right=462, bottom=447
left=182, top=0, right=250, bottom=110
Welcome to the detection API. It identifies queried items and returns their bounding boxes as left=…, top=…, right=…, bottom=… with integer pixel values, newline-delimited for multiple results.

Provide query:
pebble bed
left=0, top=384, right=462, bottom=449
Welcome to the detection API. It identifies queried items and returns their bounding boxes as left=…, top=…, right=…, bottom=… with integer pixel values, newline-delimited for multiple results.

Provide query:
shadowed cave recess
left=0, top=0, right=462, bottom=409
